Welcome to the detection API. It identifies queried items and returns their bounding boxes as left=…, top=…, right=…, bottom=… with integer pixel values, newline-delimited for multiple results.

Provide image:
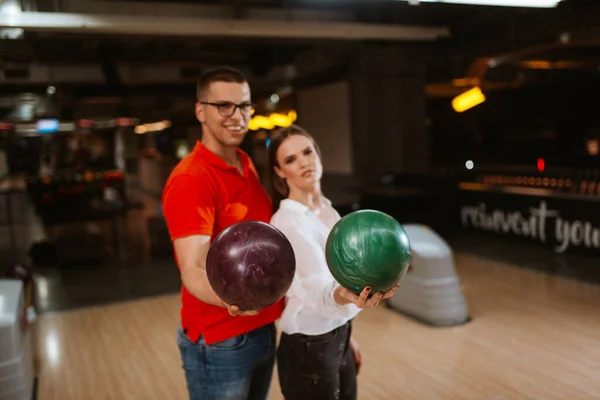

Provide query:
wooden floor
left=33, top=253, right=600, bottom=400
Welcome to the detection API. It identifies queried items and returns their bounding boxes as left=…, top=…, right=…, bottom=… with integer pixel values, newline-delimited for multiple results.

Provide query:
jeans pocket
left=177, top=326, right=193, bottom=347
left=208, top=334, right=248, bottom=351
left=177, top=328, right=201, bottom=373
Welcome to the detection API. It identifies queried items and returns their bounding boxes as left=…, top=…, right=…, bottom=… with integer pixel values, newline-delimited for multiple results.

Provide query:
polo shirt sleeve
left=162, top=173, right=216, bottom=240
left=273, top=215, right=361, bottom=320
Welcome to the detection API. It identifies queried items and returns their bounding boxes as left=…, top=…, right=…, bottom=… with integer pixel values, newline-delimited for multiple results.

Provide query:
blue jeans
left=177, top=323, right=276, bottom=400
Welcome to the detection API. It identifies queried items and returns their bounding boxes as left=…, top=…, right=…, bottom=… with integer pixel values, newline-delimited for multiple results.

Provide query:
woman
left=268, top=125, right=399, bottom=400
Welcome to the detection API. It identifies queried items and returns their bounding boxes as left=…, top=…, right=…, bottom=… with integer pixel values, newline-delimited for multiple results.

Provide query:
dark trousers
left=277, top=322, right=357, bottom=400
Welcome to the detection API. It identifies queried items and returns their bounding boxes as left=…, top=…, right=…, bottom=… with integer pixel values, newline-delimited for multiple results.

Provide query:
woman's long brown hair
left=267, top=124, right=322, bottom=211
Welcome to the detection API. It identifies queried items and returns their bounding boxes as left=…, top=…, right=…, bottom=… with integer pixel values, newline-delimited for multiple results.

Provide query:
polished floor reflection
left=449, top=232, right=600, bottom=284
left=32, top=253, right=600, bottom=400
left=1, top=189, right=181, bottom=313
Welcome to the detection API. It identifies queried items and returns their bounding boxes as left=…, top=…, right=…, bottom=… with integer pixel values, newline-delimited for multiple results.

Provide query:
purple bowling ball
left=206, top=220, right=296, bottom=310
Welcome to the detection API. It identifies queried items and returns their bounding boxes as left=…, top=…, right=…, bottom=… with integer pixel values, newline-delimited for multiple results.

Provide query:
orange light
left=248, top=110, right=297, bottom=131
left=451, top=86, right=486, bottom=113
left=589, top=182, right=596, bottom=195
left=587, top=139, right=599, bottom=156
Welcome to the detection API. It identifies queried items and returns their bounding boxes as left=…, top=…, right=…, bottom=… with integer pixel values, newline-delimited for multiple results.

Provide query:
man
left=162, top=66, right=283, bottom=400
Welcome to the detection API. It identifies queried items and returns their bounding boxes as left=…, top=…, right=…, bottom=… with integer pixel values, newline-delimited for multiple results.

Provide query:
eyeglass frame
left=199, top=101, right=255, bottom=117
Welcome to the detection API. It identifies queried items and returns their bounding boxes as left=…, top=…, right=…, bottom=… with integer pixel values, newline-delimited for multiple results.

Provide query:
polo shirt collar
left=195, top=141, right=249, bottom=172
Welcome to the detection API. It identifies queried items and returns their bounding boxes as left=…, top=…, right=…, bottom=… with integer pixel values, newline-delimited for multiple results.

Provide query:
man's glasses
left=200, top=102, right=254, bottom=117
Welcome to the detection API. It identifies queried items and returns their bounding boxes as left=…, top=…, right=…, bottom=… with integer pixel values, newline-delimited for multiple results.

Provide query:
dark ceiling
left=4, top=1, right=598, bottom=64
left=2, top=0, right=600, bottom=95
left=1, top=0, right=600, bottom=124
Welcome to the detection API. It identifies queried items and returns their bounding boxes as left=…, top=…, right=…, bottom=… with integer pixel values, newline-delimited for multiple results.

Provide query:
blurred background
left=1, top=0, right=600, bottom=399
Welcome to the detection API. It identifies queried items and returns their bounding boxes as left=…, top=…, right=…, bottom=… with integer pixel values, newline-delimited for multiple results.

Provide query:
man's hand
left=225, top=304, right=260, bottom=317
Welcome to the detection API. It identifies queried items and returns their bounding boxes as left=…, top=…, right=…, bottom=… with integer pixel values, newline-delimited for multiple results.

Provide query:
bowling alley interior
left=2, top=0, right=600, bottom=399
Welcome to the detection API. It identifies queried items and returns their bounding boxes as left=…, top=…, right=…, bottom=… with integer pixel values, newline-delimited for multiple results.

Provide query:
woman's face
left=274, top=134, right=322, bottom=193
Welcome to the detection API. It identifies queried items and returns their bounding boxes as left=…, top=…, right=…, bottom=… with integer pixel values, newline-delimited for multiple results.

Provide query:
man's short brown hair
left=196, top=66, right=248, bottom=101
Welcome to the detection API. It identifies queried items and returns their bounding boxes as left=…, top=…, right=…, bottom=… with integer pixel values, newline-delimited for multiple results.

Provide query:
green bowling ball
left=325, top=209, right=411, bottom=295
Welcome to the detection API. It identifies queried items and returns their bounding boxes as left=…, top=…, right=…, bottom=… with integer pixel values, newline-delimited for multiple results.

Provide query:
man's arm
left=173, top=234, right=224, bottom=306
left=173, top=234, right=259, bottom=316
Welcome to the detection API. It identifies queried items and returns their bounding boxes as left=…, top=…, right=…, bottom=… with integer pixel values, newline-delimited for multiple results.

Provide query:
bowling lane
left=32, top=252, right=600, bottom=400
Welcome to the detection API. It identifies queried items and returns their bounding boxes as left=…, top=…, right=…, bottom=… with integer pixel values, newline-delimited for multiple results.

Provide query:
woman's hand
left=334, top=284, right=400, bottom=308
left=349, top=336, right=362, bottom=375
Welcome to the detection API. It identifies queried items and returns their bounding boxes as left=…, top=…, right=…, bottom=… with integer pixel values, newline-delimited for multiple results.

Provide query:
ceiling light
left=405, top=0, right=562, bottom=8
left=0, top=1, right=22, bottom=16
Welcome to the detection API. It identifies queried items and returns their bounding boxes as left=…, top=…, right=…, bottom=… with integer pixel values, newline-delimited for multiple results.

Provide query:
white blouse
left=270, top=198, right=361, bottom=336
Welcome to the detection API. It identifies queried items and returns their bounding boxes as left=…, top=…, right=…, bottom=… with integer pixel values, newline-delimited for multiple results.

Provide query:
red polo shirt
left=162, top=141, right=284, bottom=345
